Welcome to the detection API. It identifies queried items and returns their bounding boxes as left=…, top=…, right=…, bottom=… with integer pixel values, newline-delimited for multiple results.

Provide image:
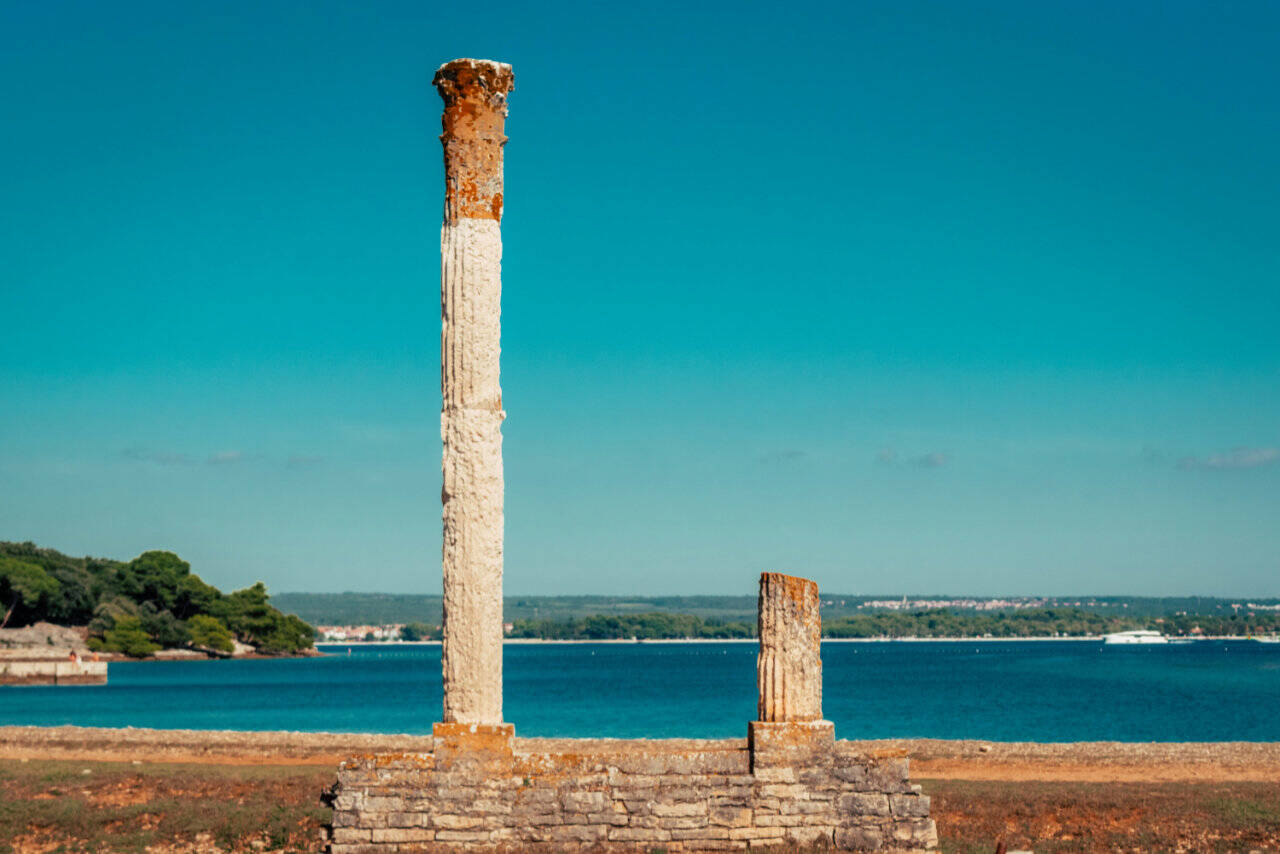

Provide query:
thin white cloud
left=911, top=452, right=950, bottom=468
left=759, top=449, right=805, bottom=464
left=121, top=448, right=277, bottom=467
left=121, top=448, right=192, bottom=466
left=876, top=448, right=949, bottom=468
left=1178, top=446, right=1280, bottom=471
left=286, top=454, right=324, bottom=469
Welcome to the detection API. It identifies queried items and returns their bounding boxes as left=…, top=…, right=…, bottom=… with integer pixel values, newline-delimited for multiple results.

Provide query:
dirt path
left=3, top=726, right=1278, bottom=782
left=861, top=737, right=1280, bottom=782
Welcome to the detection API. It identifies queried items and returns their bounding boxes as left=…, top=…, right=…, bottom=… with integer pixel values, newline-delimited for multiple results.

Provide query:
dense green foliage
left=823, top=608, right=1129, bottom=638
left=398, top=621, right=437, bottom=641
left=508, top=613, right=754, bottom=640
left=0, top=556, right=62, bottom=628
left=0, top=542, right=314, bottom=657
left=99, top=615, right=161, bottom=657
left=188, top=614, right=235, bottom=653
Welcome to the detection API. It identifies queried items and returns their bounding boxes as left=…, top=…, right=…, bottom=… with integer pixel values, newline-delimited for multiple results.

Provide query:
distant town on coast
left=287, top=591, right=1280, bottom=643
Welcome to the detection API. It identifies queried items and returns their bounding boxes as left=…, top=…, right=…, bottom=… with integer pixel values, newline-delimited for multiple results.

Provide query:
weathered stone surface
left=837, top=825, right=884, bottom=850
left=331, top=740, right=934, bottom=851
left=840, top=792, right=891, bottom=817
left=891, top=793, right=932, bottom=817
left=434, top=57, right=512, bottom=728
left=749, top=719, right=835, bottom=772
left=757, top=572, right=822, bottom=722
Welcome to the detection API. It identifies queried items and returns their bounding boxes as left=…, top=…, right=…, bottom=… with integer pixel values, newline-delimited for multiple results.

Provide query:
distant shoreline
left=314, top=635, right=1263, bottom=647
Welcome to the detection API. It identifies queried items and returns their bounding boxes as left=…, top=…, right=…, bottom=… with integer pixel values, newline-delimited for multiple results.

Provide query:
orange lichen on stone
left=432, top=58, right=514, bottom=224
left=432, top=722, right=515, bottom=770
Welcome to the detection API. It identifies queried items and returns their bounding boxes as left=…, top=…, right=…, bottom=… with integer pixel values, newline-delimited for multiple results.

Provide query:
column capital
left=434, top=59, right=514, bottom=224
left=433, top=58, right=515, bottom=105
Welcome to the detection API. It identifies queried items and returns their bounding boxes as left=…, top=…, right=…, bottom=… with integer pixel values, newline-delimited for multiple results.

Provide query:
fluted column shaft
left=757, top=572, right=823, bottom=722
left=433, top=58, right=514, bottom=726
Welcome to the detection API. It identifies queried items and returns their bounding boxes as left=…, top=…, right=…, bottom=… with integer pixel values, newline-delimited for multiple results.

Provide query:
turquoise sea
left=2, top=641, right=1278, bottom=741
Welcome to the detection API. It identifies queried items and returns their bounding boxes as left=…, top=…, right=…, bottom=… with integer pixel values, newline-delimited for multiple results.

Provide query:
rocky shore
left=0, top=622, right=318, bottom=663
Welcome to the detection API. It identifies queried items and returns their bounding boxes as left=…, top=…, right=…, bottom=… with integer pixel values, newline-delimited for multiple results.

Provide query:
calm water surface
left=2, top=641, right=1278, bottom=741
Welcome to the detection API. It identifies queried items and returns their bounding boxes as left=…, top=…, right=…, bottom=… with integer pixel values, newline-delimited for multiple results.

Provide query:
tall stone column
left=433, top=58, right=514, bottom=727
left=757, top=572, right=823, bottom=721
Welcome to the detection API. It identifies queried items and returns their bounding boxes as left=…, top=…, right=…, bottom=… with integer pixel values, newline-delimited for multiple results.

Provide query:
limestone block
left=433, top=830, right=491, bottom=843
left=836, top=825, right=884, bottom=850
left=709, top=806, right=752, bottom=827
left=549, top=824, right=607, bottom=842
left=894, top=817, right=938, bottom=848
left=430, top=814, right=483, bottom=830
left=890, top=793, right=932, bottom=817
left=330, top=828, right=371, bottom=843
left=787, top=826, right=834, bottom=845
left=670, top=827, right=731, bottom=840
left=370, top=828, right=433, bottom=843
left=608, top=827, right=670, bottom=842
left=839, top=792, right=891, bottom=817
left=652, top=801, right=708, bottom=817
left=748, top=719, right=835, bottom=772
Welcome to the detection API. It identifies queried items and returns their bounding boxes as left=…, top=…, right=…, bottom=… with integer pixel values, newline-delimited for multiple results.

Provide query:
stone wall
left=327, top=723, right=936, bottom=852
left=0, top=658, right=107, bottom=686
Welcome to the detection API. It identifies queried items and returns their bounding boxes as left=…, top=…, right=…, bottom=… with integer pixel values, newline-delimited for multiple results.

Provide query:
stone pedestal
left=431, top=722, right=514, bottom=771
left=748, top=718, right=835, bottom=772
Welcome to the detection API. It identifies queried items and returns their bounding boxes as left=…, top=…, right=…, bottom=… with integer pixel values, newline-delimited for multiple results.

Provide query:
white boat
left=1103, top=630, right=1169, bottom=645
left=1252, top=636, right=1280, bottom=644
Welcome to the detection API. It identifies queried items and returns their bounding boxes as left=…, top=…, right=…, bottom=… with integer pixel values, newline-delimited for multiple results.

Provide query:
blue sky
left=3, top=0, right=1277, bottom=597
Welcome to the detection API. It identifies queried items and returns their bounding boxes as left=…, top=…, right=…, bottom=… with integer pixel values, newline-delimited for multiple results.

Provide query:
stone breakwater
left=327, top=723, right=936, bottom=852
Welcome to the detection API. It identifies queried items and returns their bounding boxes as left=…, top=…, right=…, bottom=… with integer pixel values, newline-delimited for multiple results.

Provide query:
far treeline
left=273, top=591, right=1280, bottom=626
left=0, top=542, right=314, bottom=657
left=498, top=608, right=1280, bottom=640
left=379, top=609, right=1280, bottom=642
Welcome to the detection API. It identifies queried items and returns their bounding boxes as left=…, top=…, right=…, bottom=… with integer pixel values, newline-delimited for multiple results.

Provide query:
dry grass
left=0, top=760, right=331, bottom=853
left=4, top=759, right=1280, bottom=852
left=923, top=778, right=1280, bottom=853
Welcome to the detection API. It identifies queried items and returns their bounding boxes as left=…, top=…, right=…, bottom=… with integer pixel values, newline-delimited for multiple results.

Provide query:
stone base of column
left=748, top=719, right=835, bottom=771
left=431, top=722, right=514, bottom=772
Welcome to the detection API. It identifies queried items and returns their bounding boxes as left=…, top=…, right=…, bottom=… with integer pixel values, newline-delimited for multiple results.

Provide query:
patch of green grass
left=1209, top=795, right=1280, bottom=830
